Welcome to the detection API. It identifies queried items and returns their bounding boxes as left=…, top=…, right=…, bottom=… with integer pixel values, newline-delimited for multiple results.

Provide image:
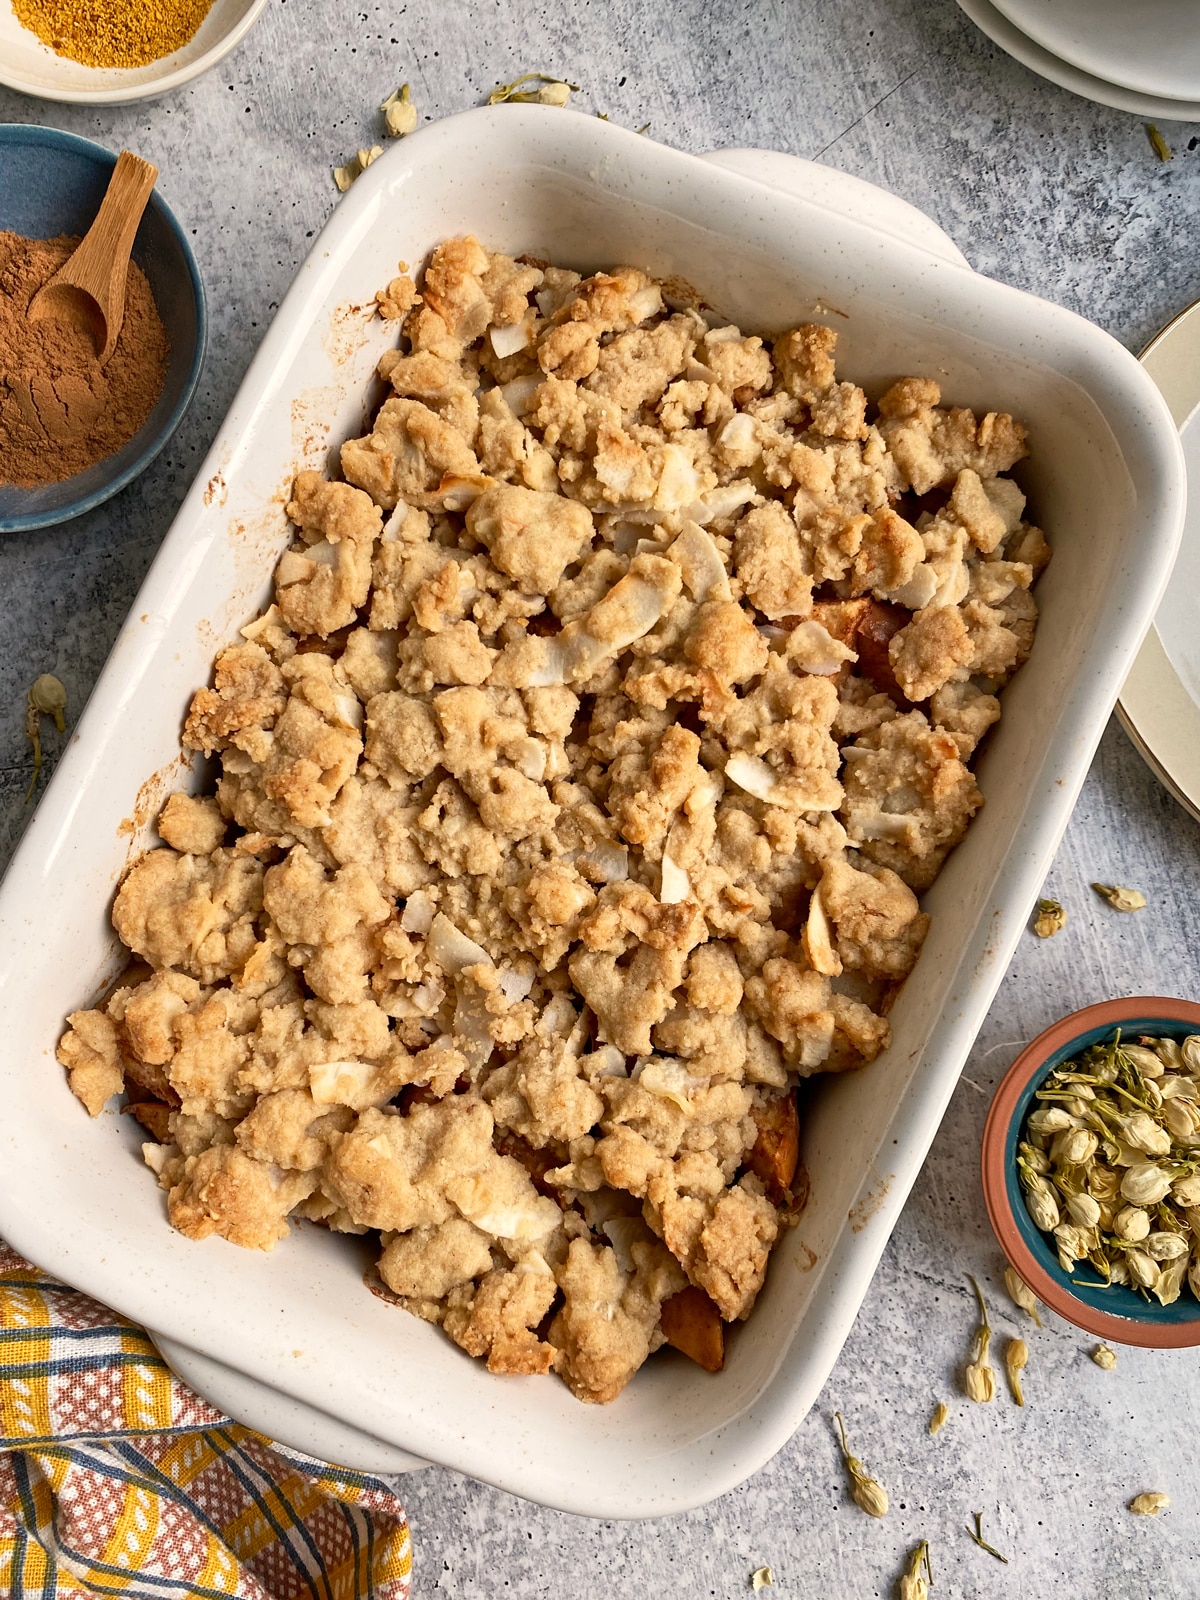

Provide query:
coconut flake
left=686, top=480, right=759, bottom=527
left=141, top=1142, right=172, bottom=1175
left=309, top=1058, right=375, bottom=1105
left=498, top=968, right=535, bottom=1004
left=630, top=285, right=664, bottom=323
left=427, top=913, right=492, bottom=975
left=787, top=620, right=856, bottom=675
left=489, top=319, right=532, bottom=358
left=670, top=520, right=731, bottom=602
left=577, top=838, right=629, bottom=883
left=332, top=691, right=364, bottom=731
left=654, top=444, right=703, bottom=511
left=500, top=375, right=542, bottom=417
left=400, top=890, right=436, bottom=934
left=380, top=500, right=412, bottom=542
left=802, top=885, right=842, bottom=978
left=412, top=981, right=446, bottom=1015
left=848, top=810, right=914, bottom=841
left=659, top=850, right=690, bottom=905
left=724, top=752, right=779, bottom=802
left=581, top=1044, right=628, bottom=1080
left=241, top=604, right=286, bottom=642
left=703, top=325, right=741, bottom=345
left=638, top=1057, right=700, bottom=1113
left=602, top=1216, right=649, bottom=1274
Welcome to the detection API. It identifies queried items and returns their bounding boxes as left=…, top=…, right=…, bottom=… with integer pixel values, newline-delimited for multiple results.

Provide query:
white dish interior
left=955, top=0, right=1200, bottom=120
left=0, top=108, right=1184, bottom=1518
left=0, top=0, right=267, bottom=104
left=986, top=0, right=1200, bottom=103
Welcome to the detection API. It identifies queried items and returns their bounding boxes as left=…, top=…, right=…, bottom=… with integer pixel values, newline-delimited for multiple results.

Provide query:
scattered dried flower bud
left=1130, top=1492, right=1170, bottom=1516
left=833, top=1412, right=889, bottom=1517
left=1092, top=883, right=1147, bottom=913
left=964, top=1361, right=995, bottom=1403
left=751, top=1568, right=774, bottom=1590
left=381, top=84, right=418, bottom=137
left=333, top=146, right=383, bottom=191
left=928, top=1400, right=949, bottom=1436
left=1003, top=1267, right=1043, bottom=1327
left=30, top=673, right=67, bottom=725
left=897, top=1542, right=932, bottom=1600
left=1145, top=123, right=1173, bottom=161
left=1092, top=1343, right=1117, bottom=1369
left=487, top=72, right=580, bottom=106
left=1120, top=1163, right=1175, bottom=1207
left=1004, top=1337, right=1027, bottom=1406
left=1033, top=897, right=1067, bottom=938
left=967, top=1512, right=1009, bottom=1563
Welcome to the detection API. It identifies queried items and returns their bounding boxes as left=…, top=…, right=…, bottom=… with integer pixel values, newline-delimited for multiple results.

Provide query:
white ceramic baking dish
left=0, top=107, right=1184, bottom=1518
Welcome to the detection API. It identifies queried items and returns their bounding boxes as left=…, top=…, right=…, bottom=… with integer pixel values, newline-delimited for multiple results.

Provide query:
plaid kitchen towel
left=0, top=1240, right=412, bottom=1599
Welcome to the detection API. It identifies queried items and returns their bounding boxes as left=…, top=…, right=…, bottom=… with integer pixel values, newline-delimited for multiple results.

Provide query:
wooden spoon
left=26, top=150, right=158, bottom=369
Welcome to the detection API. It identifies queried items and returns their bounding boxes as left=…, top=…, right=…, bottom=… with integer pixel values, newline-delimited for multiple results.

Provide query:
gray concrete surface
left=2, top=0, right=1199, bottom=1592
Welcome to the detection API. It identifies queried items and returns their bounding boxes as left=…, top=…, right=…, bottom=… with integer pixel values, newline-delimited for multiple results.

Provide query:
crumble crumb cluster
left=58, top=236, right=1048, bottom=1402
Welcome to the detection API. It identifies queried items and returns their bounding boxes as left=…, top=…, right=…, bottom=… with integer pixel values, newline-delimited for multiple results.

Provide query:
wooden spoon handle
left=69, top=151, right=159, bottom=360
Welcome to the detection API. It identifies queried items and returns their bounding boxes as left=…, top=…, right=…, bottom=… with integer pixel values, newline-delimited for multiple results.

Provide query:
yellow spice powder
left=14, top=0, right=214, bottom=68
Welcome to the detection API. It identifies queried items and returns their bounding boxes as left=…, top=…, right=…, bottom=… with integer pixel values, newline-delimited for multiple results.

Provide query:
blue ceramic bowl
left=0, top=125, right=206, bottom=532
left=982, top=996, right=1200, bottom=1348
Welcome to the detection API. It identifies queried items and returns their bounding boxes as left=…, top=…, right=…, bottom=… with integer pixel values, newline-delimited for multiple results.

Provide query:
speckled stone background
left=2, top=0, right=1199, bottom=1593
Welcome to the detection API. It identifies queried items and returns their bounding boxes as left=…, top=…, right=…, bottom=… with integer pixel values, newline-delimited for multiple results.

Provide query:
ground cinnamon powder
left=0, top=232, right=170, bottom=490
left=13, top=0, right=214, bottom=68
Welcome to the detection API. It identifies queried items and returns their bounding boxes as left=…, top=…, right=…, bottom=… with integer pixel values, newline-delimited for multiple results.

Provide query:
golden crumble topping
left=59, top=237, right=1047, bottom=1403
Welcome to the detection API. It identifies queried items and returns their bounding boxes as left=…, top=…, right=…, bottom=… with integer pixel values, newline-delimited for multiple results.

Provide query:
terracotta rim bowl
left=981, top=996, right=1200, bottom=1348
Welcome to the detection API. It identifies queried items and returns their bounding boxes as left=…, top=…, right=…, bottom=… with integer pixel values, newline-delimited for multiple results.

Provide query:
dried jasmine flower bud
left=1130, top=1491, right=1170, bottom=1516
left=750, top=1568, right=774, bottom=1590
left=1120, top=1163, right=1175, bottom=1207
left=1154, top=1256, right=1188, bottom=1306
left=1126, top=1249, right=1160, bottom=1291
left=1004, top=1337, right=1027, bottom=1406
left=833, top=1412, right=889, bottom=1517
left=381, top=84, right=418, bottom=137
left=1028, top=1107, right=1076, bottom=1135
left=1033, top=897, right=1066, bottom=938
left=1145, top=123, right=1173, bottom=162
left=1092, top=882, right=1147, bottom=913
left=1092, top=1343, right=1117, bottom=1369
left=1114, top=1205, right=1151, bottom=1242
left=1152, top=1037, right=1185, bottom=1072
left=1003, top=1267, right=1043, bottom=1327
left=1161, top=1099, right=1200, bottom=1141
left=897, top=1541, right=932, bottom=1600
left=333, top=146, right=383, bottom=191
left=1171, top=1172, right=1200, bottom=1207
left=1143, top=1231, right=1190, bottom=1262
left=962, top=1276, right=996, bottom=1403
left=1061, top=1129, right=1099, bottom=1166
left=1181, top=1036, right=1200, bottom=1072
left=1121, top=1113, right=1172, bottom=1158
left=928, top=1400, right=949, bottom=1436
left=1066, top=1191, right=1102, bottom=1228
left=30, top=673, right=67, bottom=725
left=1018, top=1142, right=1051, bottom=1175
left=1022, top=1173, right=1061, bottom=1232
left=1123, top=1044, right=1167, bottom=1078
left=25, top=673, right=68, bottom=801
left=487, top=72, right=579, bottom=106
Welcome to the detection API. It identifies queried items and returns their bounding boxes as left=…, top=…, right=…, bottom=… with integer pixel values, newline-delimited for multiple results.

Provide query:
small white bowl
left=0, top=0, right=268, bottom=105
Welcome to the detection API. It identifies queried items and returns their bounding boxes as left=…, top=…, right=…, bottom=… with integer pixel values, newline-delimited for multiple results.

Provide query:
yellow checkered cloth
left=0, top=1241, right=412, bottom=1598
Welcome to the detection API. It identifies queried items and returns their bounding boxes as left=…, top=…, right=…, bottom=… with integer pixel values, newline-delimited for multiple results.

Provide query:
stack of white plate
left=957, top=0, right=1200, bottom=119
